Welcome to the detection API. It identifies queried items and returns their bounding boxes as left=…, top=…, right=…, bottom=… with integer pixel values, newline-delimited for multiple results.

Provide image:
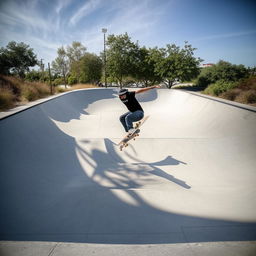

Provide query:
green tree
left=52, top=42, right=87, bottom=85
left=195, top=66, right=214, bottom=88
left=67, top=41, right=87, bottom=79
left=25, top=70, right=41, bottom=81
left=247, top=66, right=256, bottom=76
left=0, top=47, right=11, bottom=75
left=132, top=47, right=162, bottom=86
left=0, top=41, right=38, bottom=77
left=153, top=42, right=202, bottom=88
left=213, top=60, right=248, bottom=81
left=197, top=60, right=249, bottom=88
left=79, top=53, right=102, bottom=83
left=106, top=33, right=139, bottom=87
left=51, top=46, right=69, bottom=86
left=66, top=41, right=87, bottom=64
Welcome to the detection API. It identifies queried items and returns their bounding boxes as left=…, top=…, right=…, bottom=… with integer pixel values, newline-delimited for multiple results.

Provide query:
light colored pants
left=119, top=110, right=144, bottom=132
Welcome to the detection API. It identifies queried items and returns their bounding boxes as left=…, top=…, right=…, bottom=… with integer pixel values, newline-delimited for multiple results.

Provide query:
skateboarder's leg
left=119, top=112, right=130, bottom=132
left=125, top=110, right=144, bottom=131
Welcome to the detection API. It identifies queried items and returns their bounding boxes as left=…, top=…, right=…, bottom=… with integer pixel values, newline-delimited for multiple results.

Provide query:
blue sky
left=0, top=0, right=255, bottom=67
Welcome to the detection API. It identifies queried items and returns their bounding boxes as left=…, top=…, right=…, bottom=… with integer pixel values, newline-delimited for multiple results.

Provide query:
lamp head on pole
left=102, top=28, right=107, bottom=33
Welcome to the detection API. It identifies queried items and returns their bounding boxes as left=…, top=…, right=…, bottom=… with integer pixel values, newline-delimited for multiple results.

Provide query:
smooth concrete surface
left=0, top=88, right=256, bottom=252
left=0, top=92, right=68, bottom=120
left=0, top=241, right=256, bottom=256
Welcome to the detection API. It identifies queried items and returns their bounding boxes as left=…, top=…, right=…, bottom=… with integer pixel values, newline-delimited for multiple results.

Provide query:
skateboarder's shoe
left=128, top=128, right=136, bottom=136
left=118, top=116, right=149, bottom=151
left=128, top=128, right=140, bottom=137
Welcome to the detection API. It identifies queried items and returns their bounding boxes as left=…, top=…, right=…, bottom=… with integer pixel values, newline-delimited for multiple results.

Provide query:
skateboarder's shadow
left=103, top=138, right=191, bottom=189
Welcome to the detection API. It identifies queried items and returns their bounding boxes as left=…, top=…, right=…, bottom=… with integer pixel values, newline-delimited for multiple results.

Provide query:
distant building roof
left=201, top=63, right=214, bottom=68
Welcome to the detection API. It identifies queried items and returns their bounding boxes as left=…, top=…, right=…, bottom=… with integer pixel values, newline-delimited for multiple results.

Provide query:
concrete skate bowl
left=0, top=88, right=256, bottom=244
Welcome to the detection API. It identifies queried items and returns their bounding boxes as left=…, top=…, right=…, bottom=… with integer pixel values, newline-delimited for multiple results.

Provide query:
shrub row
left=204, top=80, right=237, bottom=96
left=203, top=76, right=256, bottom=105
left=0, top=75, right=51, bottom=110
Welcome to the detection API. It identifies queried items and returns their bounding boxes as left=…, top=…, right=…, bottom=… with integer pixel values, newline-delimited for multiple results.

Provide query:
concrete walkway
left=1, top=241, right=256, bottom=256
left=0, top=88, right=256, bottom=255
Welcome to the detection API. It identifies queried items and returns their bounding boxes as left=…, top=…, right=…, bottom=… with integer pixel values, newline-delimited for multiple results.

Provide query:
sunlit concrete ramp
left=0, top=88, right=256, bottom=245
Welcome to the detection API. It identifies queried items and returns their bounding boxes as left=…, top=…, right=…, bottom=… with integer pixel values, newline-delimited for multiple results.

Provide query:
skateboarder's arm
left=135, top=85, right=161, bottom=94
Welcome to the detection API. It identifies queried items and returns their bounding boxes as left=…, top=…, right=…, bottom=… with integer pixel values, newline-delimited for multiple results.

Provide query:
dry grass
left=0, top=75, right=22, bottom=96
left=0, top=88, right=16, bottom=110
left=0, top=75, right=51, bottom=111
left=235, top=90, right=256, bottom=105
left=68, top=83, right=98, bottom=90
left=20, top=82, right=50, bottom=102
left=0, top=76, right=101, bottom=111
left=236, top=76, right=256, bottom=90
left=220, top=88, right=242, bottom=101
left=218, top=76, right=256, bottom=106
left=55, top=87, right=66, bottom=93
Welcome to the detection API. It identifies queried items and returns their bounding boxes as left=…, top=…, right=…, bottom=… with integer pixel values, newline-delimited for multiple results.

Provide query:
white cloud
left=0, top=0, right=49, bottom=32
left=0, top=0, right=169, bottom=63
left=69, top=0, right=103, bottom=26
left=77, top=0, right=167, bottom=53
left=194, top=30, right=256, bottom=41
left=55, top=0, right=73, bottom=14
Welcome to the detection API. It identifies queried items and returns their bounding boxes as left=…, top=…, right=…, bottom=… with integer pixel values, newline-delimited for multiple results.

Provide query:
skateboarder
left=118, top=85, right=160, bottom=135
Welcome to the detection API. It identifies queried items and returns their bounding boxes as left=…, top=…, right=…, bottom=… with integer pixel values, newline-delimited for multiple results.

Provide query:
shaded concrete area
left=0, top=88, right=256, bottom=245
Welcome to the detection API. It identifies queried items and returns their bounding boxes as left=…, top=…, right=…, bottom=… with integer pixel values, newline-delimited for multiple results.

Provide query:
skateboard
left=118, top=115, right=149, bottom=151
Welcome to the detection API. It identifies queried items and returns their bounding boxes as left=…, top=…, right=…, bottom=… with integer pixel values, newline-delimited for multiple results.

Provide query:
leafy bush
left=213, top=61, right=248, bottom=81
left=196, top=67, right=215, bottom=87
left=52, top=78, right=64, bottom=86
left=123, top=77, right=136, bottom=86
left=68, top=74, right=78, bottom=85
left=25, top=70, right=41, bottom=81
left=196, top=60, right=249, bottom=88
left=204, top=80, right=236, bottom=96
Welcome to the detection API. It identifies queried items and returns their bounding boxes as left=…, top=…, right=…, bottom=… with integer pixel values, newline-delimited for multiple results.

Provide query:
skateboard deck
left=118, top=115, right=149, bottom=151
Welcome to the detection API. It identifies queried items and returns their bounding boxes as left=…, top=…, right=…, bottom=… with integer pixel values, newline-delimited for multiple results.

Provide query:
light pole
left=40, top=59, right=44, bottom=81
left=102, top=28, right=107, bottom=88
left=48, top=63, right=53, bottom=95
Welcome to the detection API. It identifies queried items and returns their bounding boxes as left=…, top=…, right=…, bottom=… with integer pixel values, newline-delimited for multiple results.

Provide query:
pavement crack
left=48, top=243, right=59, bottom=256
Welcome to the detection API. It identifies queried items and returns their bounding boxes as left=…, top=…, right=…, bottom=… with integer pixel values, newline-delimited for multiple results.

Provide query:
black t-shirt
left=120, top=91, right=143, bottom=112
